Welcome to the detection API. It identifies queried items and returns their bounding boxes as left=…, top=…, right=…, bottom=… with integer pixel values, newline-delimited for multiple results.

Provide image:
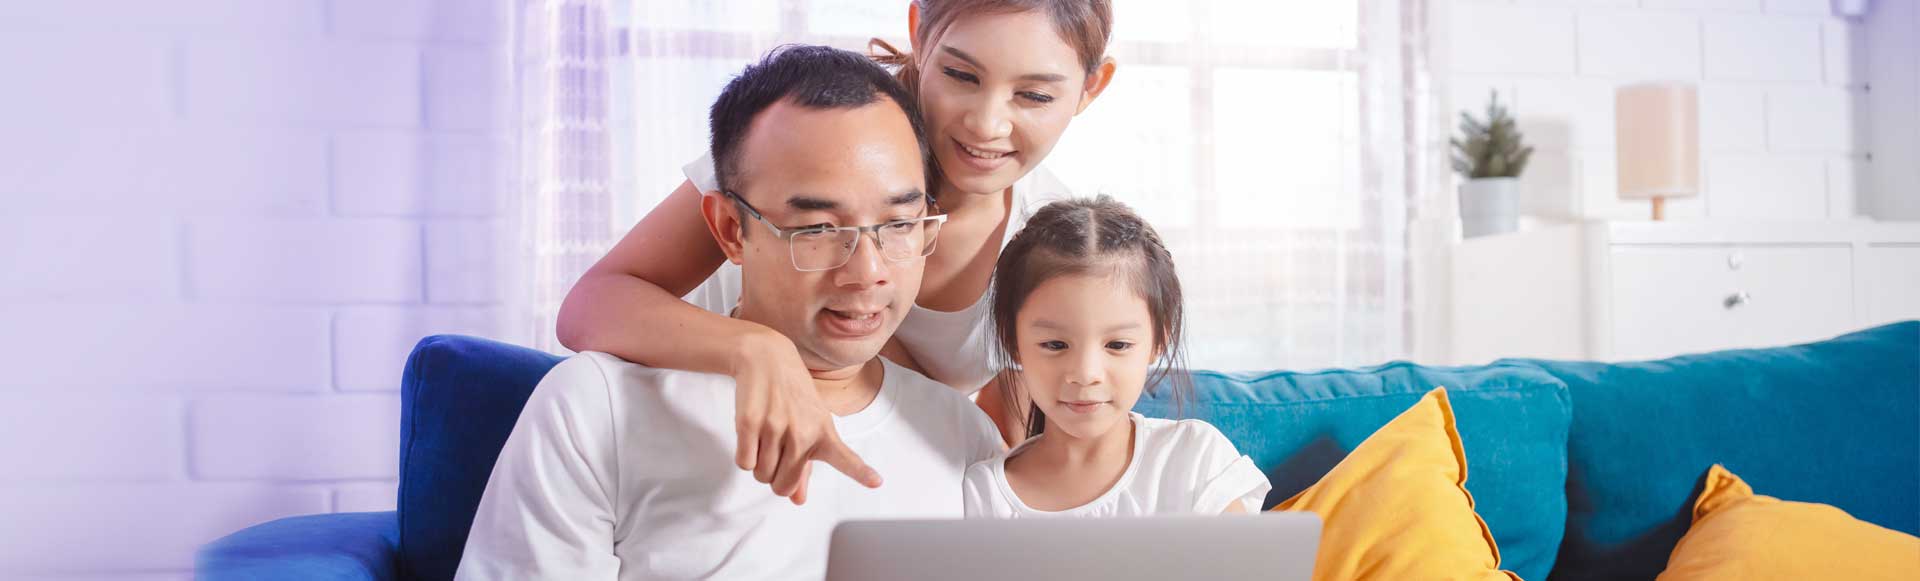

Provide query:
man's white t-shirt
left=962, top=413, right=1272, bottom=518
left=456, top=352, right=1004, bottom=581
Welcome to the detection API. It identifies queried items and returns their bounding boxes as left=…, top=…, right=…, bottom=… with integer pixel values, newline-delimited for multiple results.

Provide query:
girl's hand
left=731, top=332, right=884, bottom=504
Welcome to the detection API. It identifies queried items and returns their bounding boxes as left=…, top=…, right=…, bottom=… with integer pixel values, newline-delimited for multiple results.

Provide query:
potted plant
left=1450, top=92, right=1533, bottom=238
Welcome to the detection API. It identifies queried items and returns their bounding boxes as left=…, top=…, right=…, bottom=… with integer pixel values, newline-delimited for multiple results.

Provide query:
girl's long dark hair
left=988, top=195, right=1192, bottom=440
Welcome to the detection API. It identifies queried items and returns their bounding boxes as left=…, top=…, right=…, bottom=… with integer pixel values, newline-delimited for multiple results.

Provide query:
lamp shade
left=1615, top=82, right=1699, bottom=200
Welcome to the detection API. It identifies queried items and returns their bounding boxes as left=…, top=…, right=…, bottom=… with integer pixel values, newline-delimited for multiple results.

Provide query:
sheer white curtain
left=1039, top=0, right=1435, bottom=370
left=510, top=0, right=616, bottom=352
left=566, top=0, right=1438, bottom=370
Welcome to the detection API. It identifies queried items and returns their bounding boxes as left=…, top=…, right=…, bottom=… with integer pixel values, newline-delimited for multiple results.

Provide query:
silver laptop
left=825, top=513, right=1321, bottom=581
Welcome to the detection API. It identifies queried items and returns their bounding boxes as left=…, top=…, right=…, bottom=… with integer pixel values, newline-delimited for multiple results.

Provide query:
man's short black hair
left=709, top=44, right=932, bottom=196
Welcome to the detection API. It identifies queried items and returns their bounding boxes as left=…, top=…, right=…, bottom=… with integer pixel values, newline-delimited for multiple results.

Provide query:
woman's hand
left=731, top=331, right=884, bottom=504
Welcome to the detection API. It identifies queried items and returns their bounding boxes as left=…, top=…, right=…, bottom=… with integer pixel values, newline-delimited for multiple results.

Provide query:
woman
left=557, top=0, right=1117, bottom=503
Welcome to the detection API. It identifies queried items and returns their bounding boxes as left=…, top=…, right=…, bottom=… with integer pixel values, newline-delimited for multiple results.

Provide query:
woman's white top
left=679, top=153, right=1073, bottom=392
left=962, top=413, right=1273, bottom=518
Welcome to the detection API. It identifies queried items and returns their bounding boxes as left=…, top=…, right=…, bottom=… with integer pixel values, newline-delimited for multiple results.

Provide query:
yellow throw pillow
left=1655, top=464, right=1920, bottom=581
left=1270, top=387, right=1521, bottom=581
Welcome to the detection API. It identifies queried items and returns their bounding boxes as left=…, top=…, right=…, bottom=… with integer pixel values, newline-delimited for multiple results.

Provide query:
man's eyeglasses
left=723, top=190, right=948, bottom=272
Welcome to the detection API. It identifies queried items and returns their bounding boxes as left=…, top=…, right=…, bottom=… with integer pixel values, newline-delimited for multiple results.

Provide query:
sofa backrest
left=393, top=335, right=1576, bottom=581
left=1134, top=361, right=1573, bottom=581
left=397, top=335, right=563, bottom=581
left=1517, top=321, right=1919, bottom=581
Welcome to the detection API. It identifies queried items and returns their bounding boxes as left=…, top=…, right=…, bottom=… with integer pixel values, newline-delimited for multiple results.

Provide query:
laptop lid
left=826, top=512, right=1320, bottom=581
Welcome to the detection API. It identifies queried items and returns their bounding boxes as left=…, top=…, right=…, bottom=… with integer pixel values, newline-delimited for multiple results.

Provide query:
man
left=453, top=45, right=1003, bottom=580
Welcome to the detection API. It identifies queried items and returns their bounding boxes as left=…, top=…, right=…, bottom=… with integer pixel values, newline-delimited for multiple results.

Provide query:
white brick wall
left=0, top=305, right=335, bottom=391
left=0, top=395, right=184, bottom=481
left=0, top=128, right=331, bottom=216
left=1821, top=20, right=1864, bottom=86
left=331, top=0, right=510, bottom=45
left=189, top=395, right=404, bottom=480
left=190, top=218, right=428, bottom=303
left=1707, top=154, right=1831, bottom=217
left=1641, top=0, right=1761, bottom=10
left=425, top=48, right=514, bottom=131
left=0, top=30, right=173, bottom=128
left=334, top=482, right=402, bottom=513
left=1704, top=15, right=1822, bottom=81
left=1766, top=86, right=1860, bottom=152
left=332, top=132, right=511, bottom=217
left=1699, top=83, right=1766, bottom=150
left=1450, top=4, right=1578, bottom=74
left=185, top=40, right=422, bottom=127
left=0, top=483, right=331, bottom=572
left=333, top=306, right=506, bottom=391
left=1450, top=0, right=1878, bottom=221
left=426, top=220, right=509, bottom=303
left=0, top=217, right=180, bottom=301
left=0, top=1, right=516, bottom=578
left=1865, top=0, right=1920, bottom=219
left=1577, top=11, right=1702, bottom=78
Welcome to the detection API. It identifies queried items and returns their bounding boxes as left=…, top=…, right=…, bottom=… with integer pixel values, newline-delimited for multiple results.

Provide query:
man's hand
left=731, top=333, right=884, bottom=504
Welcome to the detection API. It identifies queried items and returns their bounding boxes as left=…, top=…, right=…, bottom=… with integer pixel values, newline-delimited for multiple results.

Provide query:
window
left=600, top=0, right=1432, bottom=370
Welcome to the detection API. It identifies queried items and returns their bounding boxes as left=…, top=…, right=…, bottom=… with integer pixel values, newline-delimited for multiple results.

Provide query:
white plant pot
left=1459, top=177, right=1521, bottom=239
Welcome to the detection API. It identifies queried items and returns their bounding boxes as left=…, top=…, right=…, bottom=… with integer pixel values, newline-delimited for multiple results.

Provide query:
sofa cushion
left=1136, top=361, right=1572, bottom=581
left=1518, top=321, right=1920, bottom=581
left=1655, top=464, right=1920, bottom=581
left=1272, top=388, right=1521, bottom=581
left=198, top=511, right=400, bottom=581
left=398, top=335, right=564, bottom=581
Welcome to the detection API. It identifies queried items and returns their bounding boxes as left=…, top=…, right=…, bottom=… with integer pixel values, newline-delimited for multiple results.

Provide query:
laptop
left=825, top=512, right=1321, bottom=581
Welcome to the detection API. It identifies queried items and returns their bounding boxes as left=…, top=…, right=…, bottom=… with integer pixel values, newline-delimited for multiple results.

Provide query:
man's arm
left=455, top=356, right=624, bottom=580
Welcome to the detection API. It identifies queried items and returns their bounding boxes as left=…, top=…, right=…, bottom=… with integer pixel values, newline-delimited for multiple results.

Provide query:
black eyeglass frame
left=721, top=189, right=948, bottom=272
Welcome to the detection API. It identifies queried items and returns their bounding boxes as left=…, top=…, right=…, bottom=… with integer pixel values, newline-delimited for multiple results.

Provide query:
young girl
left=557, top=0, right=1119, bottom=504
left=963, top=196, right=1271, bottom=517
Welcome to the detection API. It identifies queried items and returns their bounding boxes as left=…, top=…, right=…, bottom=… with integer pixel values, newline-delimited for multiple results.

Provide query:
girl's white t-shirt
left=961, top=413, right=1273, bottom=518
left=679, top=153, right=1073, bottom=393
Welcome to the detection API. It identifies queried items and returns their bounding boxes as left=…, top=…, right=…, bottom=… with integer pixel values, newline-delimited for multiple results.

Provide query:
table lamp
left=1615, top=82, right=1699, bottom=221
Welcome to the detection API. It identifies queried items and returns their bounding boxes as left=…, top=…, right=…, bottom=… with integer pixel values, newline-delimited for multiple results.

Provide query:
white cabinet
left=1863, top=245, right=1920, bottom=323
left=1728, top=247, right=1857, bottom=350
left=1605, top=246, right=1745, bottom=361
left=1449, top=221, right=1920, bottom=364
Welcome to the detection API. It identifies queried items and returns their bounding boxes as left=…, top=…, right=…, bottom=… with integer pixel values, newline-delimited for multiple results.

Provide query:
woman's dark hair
left=989, top=195, right=1191, bottom=439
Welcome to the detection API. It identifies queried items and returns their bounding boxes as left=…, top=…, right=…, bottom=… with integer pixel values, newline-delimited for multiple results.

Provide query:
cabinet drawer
left=1729, top=246, right=1856, bottom=348
left=1608, top=247, right=1739, bottom=360
left=1862, top=245, right=1920, bottom=325
left=1607, top=245, right=1854, bottom=360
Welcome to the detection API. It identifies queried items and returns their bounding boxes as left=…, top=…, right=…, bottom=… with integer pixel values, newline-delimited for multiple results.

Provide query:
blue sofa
left=198, top=321, right=1918, bottom=580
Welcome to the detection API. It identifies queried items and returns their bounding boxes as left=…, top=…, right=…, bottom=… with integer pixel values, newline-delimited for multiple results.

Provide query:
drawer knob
left=1723, top=291, right=1752, bottom=309
left=1726, top=252, right=1744, bottom=270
